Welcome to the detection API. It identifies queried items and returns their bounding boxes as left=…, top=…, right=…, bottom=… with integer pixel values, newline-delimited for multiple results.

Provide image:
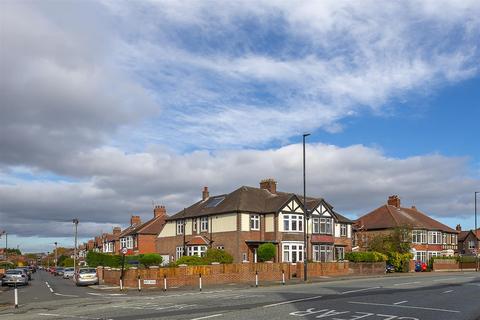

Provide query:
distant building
left=457, top=226, right=480, bottom=255
left=157, top=179, right=353, bottom=264
left=354, top=195, right=458, bottom=262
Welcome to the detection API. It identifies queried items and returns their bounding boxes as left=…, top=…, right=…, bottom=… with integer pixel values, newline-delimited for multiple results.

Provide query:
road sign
left=121, top=247, right=128, bottom=255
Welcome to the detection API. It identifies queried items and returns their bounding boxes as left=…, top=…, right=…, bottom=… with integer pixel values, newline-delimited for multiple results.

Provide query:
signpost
left=120, top=247, right=127, bottom=290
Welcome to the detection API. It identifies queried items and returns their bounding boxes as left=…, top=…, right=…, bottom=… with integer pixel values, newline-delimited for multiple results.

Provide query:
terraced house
left=156, top=179, right=353, bottom=264
left=354, top=195, right=458, bottom=262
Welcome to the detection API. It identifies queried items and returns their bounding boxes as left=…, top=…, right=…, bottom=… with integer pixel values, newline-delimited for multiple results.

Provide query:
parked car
left=55, top=267, right=65, bottom=276
left=63, top=267, right=75, bottom=279
left=2, top=269, right=29, bottom=286
left=75, top=268, right=98, bottom=286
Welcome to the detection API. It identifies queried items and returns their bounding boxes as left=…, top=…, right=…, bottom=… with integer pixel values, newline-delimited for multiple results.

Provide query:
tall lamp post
left=73, top=218, right=79, bottom=274
left=303, top=133, right=310, bottom=281
left=0, top=231, right=7, bottom=260
left=54, top=242, right=58, bottom=268
left=475, top=192, right=479, bottom=272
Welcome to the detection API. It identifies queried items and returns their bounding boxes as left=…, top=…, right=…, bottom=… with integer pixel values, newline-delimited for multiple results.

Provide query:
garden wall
left=433, top=259, right=477, bottom=271
left=98, top=261, right=386, bottom=289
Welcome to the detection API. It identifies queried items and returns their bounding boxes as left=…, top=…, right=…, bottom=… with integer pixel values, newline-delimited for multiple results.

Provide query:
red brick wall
left=136, top=234, right=157, bottom=254
left=99, top=261, right=385, bottom=289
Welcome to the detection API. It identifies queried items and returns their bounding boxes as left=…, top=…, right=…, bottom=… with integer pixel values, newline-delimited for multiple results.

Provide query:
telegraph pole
left=303, top=133, right=310, bottom=281
left=73, top=218, right=79, bottom=274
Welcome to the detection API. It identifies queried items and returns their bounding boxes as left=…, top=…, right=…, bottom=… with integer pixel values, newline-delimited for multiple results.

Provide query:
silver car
left=2, top=269, right=29, bottom=286
left=63, top=267, right=75, bottom=279
left=75, top=268, right=98, bottom=286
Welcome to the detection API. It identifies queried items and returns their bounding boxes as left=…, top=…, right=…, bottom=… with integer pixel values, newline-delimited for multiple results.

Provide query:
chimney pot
left=260, top=178, right=277, bottom=194
left=411, top=205, right=417, bottom=211
left=387, top=195, right=401, bottom=208
left=154, top=205, right=167, bottom=218
left=112, top=227, right=121, bottom=235
left=202, top=186, right=209, bottom=201
left=456, top=224, right=462, bottom=231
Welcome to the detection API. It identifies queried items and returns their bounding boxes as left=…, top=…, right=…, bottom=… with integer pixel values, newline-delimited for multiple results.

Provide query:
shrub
left=387, top=252, right=412, bottom=272
left=345, top=251, right=387, bottom=262
left=60, top=257, right=74, bottom=267
left=175, top=255, right=205, bottom=266
left=203, top=249, right=233, bottom=264
left=138, top=254, right=163, bottom=268
left=257, top=243, right=276, bottom=262
left=86, top=251, right=122, bottom=268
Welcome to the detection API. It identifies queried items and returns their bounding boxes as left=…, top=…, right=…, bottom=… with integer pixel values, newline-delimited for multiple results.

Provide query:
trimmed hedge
left=175, top=249, right=234, bottom=266
left=176, top=255, right=205, bottom=266
left=345, top=251, right=387, bottom=262
left=138, top=254, right=163, bottom=267
left=257, top=243, right=276, bottom=262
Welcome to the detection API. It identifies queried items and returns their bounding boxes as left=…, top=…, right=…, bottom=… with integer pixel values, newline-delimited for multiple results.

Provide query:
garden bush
left=175, top=255, right=205, bottom=266
left=203, top=249, right=233, bottom=264
left=138, top=254, right=163, bottom=267
left=257, top=243, right=276, bottom=262
left=345, top=251, right=387, bottom=262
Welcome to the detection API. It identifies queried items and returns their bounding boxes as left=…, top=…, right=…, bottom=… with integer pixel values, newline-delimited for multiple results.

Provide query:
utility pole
left=475, top=192, right=479, bottom=272
left=303, top=133, right=310, bottom=281
left=54, top=242, right=58, bottom=268
left=73, top=218, right=79, bottom=274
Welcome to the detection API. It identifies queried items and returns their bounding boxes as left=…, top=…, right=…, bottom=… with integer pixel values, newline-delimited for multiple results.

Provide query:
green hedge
left=387, top=252, right=413, bottom=272
left=345, top=251, right=387, bottom=262
left=257, top=243, right=276, bottom=262
left=175, top=249, right=234, bottom=266
left=138, top=254, right=163, bottom=267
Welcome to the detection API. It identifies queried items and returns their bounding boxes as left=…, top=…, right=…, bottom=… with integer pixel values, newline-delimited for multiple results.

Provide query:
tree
left=257, top=243, right=276, bottom=262
left=60, top=257, right=74, bottom=267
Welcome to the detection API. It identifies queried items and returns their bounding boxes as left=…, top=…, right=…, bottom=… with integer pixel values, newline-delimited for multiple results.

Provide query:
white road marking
left=38, top=313, right=112, bottom=320
left=433, top=278, right=457, bottom=282
left=54, top=292, right=79, bottom=297
left=340, top=287, right=381, bottom=294
left=442, top=290, right=454, bottom=294
left=393, top=300, right=408, bottom=305
left=49, top=287, right=54, bottom=293
left=263, top=295, right=323, bottom=308
left=393, top=281, right=420, bottom=286
left=190, top=314, right=224, bottom=320
left=348, top=301, right=460, bottom=313
left=87, top=292, right=126, bottom=296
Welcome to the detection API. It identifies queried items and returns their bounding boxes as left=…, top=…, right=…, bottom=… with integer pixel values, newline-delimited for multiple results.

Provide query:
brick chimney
left=202, top=186, right=209, bottom=201
left=260, top=178, right=277, bottom=194
left=456, top=224, right=462, bottom=231
left=154, top=205, right=167, bottom=218
left=130, top=215, right=141, bottom=226
left=112, top=227, right=121, bottom=236
left=387, top=195, right=401, bottom=208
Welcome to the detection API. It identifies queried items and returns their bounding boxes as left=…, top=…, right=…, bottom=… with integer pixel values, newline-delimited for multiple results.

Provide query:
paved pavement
left=0, top=270, right=479, bottom=320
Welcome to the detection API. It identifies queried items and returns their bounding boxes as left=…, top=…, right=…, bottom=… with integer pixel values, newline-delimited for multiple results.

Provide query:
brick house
left=102, top=227, right=121, bottom=254
left=156, top=179, right=353, bottom=264
left=354, top=195, right=458, bottom=262
left=118, top=206, right=168, bottom=255
left=457, top=226, right=480, bottom=255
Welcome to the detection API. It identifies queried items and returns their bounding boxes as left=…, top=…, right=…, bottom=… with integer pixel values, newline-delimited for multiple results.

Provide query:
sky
left=0, top=0, right=479, bottom=253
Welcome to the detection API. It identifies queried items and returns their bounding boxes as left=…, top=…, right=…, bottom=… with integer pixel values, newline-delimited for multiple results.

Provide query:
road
left=0, top=270, right=479, bottom=320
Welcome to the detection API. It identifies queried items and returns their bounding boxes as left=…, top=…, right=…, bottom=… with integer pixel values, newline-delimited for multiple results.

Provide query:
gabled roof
left=459, top=229, right=480, bottom=241
left=167, top=185, right=353, bottom=224
left=120, top=216, right=166, bottom=237
left=356, top=204, right=457, bottom=233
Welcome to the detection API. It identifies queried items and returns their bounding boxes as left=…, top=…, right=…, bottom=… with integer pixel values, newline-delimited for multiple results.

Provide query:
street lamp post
left=303, top=133, right=310, bottom=281
left=54, top=242, right=58, bottom=268
left=475, top=192, right=479, bottom=272
left=73, top=218, right=79, bottom=274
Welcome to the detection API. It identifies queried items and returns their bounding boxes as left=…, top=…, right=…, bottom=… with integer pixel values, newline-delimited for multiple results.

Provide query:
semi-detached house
left=156, top=179, right=353, bottom=264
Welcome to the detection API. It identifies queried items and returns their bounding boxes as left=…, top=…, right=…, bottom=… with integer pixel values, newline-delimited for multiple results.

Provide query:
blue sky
left=1, top=1, right=479, bottom=252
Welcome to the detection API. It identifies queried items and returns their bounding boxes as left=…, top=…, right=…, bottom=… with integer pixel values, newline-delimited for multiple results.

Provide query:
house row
left=80, top=179, right=478, bottom=264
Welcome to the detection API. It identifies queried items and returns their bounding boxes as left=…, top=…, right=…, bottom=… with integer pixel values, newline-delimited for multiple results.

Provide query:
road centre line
left=38, top=313, right=112, bottom=320
left=442, top=290, right=453, bottom=294
left=433, top=278, right=457, bottom=282
left=393, top=281, right=420, bottom=286
left=393, top=301, right=408, bottom=305
left=340, top=287, right=381, bottom=294
left=348, top=301, right=460, bottom=313
left=190, top=314, right=224, bottom=320
left=263, top=295, right=323, bottom=308
left=54, top=292, right=79, bottom=297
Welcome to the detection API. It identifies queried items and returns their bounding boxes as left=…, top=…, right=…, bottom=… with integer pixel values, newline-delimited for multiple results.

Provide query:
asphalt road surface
left=0, top=270, right=479, bottom=320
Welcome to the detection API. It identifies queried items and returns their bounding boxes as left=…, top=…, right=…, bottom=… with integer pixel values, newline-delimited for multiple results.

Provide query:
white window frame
left=176, top=246, right=184, bottom=259
left=192, top=218, right=197, bottom=232
left=412, top=230, right=427, bottom=244
left=340, top=224, right=347, bottom=237
left=282, top=242, right=304, bottom=263
left=415, top=251, right=427, bottom=262
left=319, top=218, right=332, bottom=234
left=200, top=216, right=209, bottom=232
left=283, top=214, right=304, bottom=232
left=188, top=245, right=207, bottom=257
left=428, top=231, right=442, bottom=244
left=176, top=220, right=184, bottom=235
left=335, top=246, right=345, bottom=260
left=312, top=218, right=320, bottom=234
left=468, top=240, right=476, bottom=249
left=312, top=244, right=333, bottom=262
left=250, top=214, right=260, bottom=230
